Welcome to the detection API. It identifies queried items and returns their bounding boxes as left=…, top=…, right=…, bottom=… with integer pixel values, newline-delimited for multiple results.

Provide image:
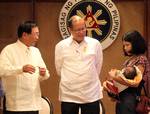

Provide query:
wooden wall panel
left=0, top=3, right=33, bottom=51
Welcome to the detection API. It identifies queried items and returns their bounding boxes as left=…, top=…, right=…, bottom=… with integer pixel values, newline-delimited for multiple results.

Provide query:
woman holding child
left=106, top=30, right=150, bottom=114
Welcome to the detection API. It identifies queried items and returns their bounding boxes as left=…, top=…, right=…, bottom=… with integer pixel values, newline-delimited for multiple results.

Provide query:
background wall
left=0, top=0, right=149, bottom=114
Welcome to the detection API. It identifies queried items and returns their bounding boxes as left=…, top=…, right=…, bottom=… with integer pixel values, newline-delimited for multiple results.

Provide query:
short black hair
left=17, top=21, right=38, bottom=38
left=123, top=66, right=137, bottom=79
left=122, top=30, right=147, bottom=56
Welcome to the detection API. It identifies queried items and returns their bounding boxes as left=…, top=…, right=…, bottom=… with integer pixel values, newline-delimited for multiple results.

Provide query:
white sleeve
left=0, top=47, right=23, bottom=77
left=96, top=42, right=103, bottom=75
left=55, top=43, right=63, bottom=76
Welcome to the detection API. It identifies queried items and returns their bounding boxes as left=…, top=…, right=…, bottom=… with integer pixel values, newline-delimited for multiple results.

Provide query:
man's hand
left=23, top=64, right=35, bottom=74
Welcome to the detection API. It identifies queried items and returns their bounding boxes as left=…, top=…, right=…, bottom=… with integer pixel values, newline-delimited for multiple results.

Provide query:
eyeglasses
left=72, top=27, right=86, bottom=33
left=30, top=32, right=39, bottom=36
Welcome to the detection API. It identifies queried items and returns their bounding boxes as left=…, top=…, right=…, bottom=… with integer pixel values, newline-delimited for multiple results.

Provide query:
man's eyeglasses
left=72, top=27, right=86, bottom=33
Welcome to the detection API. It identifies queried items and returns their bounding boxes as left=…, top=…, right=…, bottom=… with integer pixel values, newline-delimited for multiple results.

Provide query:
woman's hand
left=103, top=81, right=110, bottom=92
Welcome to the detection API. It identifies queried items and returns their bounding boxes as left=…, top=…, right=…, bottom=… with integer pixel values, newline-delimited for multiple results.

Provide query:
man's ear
left=68, top=27, right=71, bottom=34
left=22, top=32, right=28, bottom=38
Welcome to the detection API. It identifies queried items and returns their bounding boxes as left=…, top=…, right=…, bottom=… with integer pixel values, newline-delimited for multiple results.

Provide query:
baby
left=103, top=66, right=142, bottom=100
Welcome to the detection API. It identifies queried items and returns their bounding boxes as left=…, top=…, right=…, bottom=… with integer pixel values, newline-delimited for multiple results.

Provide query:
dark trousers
left=4, top=111, right=38, bottom=114
left=116, top=92, right=137, bottom=114
left=61, top=100, right=100, bottom=114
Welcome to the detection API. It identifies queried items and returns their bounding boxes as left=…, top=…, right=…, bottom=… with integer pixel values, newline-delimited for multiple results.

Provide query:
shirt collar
left=16, top=40, right=30, bottom=51
left=68, top=35, right=87, bottom=46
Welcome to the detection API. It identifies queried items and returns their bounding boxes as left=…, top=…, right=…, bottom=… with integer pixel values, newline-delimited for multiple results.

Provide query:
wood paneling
left=0, top=3, right=33, bottom=51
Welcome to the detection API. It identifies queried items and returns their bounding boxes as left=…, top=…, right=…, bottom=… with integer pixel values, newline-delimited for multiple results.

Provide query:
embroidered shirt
left=0, top=40, right=50, bottom=111
left=55, top=36, right=103, bottom=103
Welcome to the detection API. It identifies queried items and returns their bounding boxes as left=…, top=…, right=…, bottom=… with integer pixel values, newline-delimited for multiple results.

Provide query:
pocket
left=83, top=50, right=96, bottom=61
